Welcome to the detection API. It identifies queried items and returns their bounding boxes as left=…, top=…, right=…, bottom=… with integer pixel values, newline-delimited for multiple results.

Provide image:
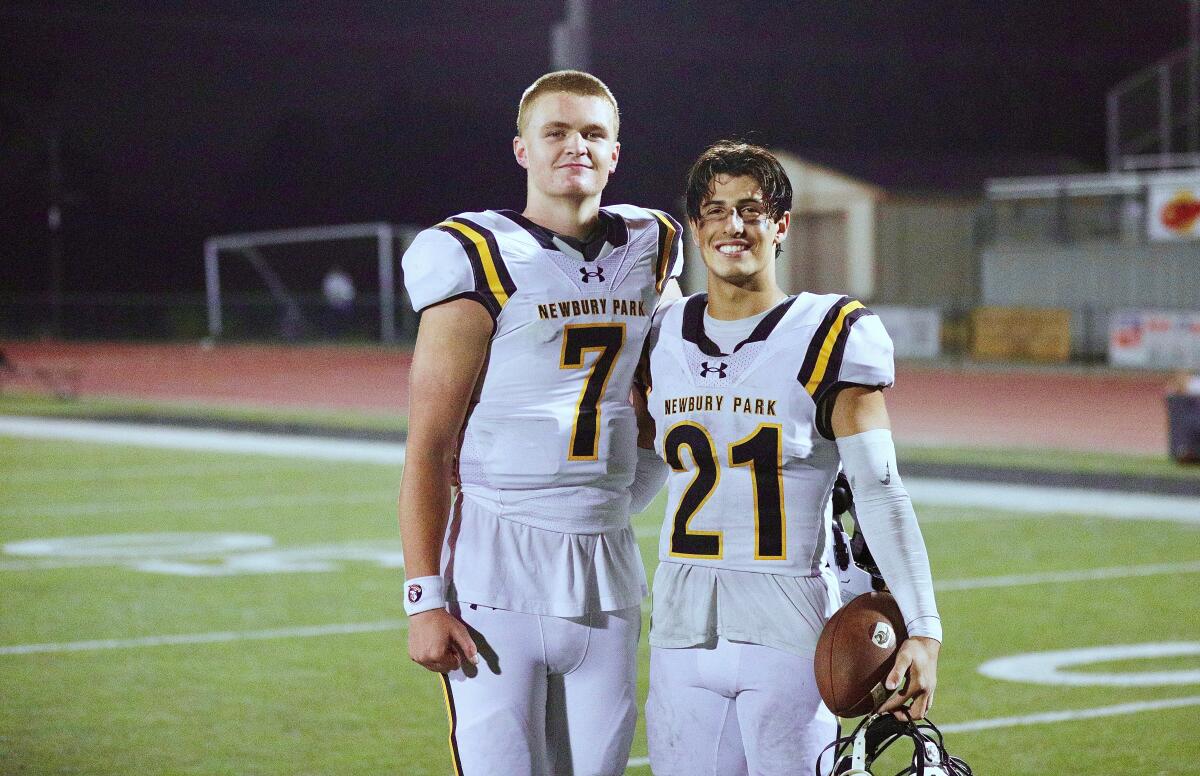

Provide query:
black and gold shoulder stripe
left=434, top=217, right=517, bottom=319
left=796, top=296, right=872, bottom=401
left=649, top=209, right=683, bottom=293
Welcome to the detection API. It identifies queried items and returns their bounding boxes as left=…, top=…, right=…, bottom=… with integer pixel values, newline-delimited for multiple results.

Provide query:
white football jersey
left=647, top=292, right=895, bottom=575
left=403, top=206, right=683, bottom=533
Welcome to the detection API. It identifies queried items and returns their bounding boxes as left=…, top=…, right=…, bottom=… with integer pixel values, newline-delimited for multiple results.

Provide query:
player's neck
left=522, top=192, right=602, bottom=240
left=705, top=274, right=787, bottom=321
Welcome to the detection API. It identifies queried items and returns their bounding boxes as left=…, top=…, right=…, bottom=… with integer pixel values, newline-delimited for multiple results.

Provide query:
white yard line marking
left=907, top=478, right=1200, bottom=523
left=934, top=560, right=1200, bottom=591
left=0, top=620, right=408, bottom=655
left=3, top=491, right=395, bottom=519
left=0, top=416, right=407, bottom=465
left=937, top=695, right=1200, bottom=733
left=3, top=460, right=331, bottom=484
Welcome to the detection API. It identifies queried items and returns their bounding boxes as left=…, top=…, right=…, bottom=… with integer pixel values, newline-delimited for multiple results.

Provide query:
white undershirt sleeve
left=836, top=428, right=942, bottom=643
left=630, top=446, right=669, bottom=514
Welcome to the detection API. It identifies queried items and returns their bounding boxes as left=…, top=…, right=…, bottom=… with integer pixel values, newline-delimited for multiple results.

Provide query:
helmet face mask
left=817, top=712, right=973, bottom=776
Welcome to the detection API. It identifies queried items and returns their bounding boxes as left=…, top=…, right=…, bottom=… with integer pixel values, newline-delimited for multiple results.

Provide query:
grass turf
left=1, top=430, right=1199, bottom=773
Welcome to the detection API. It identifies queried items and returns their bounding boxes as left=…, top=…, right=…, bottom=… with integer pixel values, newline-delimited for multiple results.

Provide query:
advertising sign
left=1148, top=184, right=1200, bottom=241
left=1109, top=309, right=1200, bottom=369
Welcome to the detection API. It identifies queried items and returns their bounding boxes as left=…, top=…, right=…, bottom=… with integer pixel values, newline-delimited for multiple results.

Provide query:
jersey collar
left=682, top=294, right=799, bottom=357
left=499, top=209, right=629, bottom=261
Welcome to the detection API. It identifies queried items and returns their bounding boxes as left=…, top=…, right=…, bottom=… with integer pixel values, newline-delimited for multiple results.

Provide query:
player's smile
left=714, top=238, right=752, bottom=257
left=693, top=174, right=788, bottom=284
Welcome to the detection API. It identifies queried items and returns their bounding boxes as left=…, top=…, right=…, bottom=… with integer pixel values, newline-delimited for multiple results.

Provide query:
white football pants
left=440, top=603, right=641, bottom=776
left=646, top=638, right=838, bottom=776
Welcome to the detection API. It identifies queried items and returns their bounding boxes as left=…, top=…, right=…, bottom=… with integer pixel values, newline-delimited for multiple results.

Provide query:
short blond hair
left=516, top=70, right=620, bottom=137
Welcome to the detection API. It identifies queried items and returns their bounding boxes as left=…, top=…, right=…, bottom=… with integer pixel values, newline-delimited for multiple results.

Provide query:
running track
left=0, top=341, right=1174, bottom=455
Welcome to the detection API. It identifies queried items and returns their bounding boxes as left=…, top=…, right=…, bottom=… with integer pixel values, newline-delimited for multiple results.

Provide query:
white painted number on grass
left=1, top=533, right=405, bottom=576
left=979, top=642, right=1200, bottom=687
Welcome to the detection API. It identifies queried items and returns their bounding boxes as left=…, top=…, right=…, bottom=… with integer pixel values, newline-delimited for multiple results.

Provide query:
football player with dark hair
left=640, top=141, right=942, bottom=775
left=397, top=70, right=681, bottom=775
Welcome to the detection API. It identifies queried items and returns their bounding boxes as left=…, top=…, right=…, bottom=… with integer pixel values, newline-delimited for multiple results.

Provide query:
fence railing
left=0, top=294, right=417, bottom=343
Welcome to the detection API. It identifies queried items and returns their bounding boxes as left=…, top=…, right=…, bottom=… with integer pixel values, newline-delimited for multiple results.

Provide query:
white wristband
left=403, top=575, right=446, bottom=616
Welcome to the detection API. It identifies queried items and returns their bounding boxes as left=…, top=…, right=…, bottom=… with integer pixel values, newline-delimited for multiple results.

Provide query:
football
left=814, top=591, right=908, bottom=717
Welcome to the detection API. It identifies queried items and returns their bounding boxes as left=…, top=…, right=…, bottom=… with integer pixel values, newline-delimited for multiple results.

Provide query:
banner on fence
left=1110, top=309, right=1200, bottom=369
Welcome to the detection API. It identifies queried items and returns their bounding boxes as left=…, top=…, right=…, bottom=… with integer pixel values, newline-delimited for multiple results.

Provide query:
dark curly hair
left=684, top=140, right=793, bottom=224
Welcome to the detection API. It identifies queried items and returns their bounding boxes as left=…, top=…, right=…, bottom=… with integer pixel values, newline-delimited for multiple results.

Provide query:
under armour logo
left=699, top=362, right=728, bottom=378
left=579, top=266, right=605, bottom=283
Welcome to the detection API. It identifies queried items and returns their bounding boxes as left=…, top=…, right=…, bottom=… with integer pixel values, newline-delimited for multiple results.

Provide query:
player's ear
left=609, top=141, right=620, bottom=173
left=513, top=136, right=529, bottom=169
left=773, top=211, right=791, bottom=244
left=688, top=220, right=702, bottom=248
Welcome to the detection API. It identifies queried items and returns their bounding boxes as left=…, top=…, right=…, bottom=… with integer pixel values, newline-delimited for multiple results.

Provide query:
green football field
left=1, top=420, right=1198, bottom=774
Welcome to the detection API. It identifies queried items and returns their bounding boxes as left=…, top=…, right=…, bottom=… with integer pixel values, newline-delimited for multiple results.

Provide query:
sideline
left=0, top=416, right=406, bottom=465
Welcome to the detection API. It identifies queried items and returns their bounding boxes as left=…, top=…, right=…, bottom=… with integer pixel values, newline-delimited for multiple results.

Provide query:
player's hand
left=407, top=608, right=479, bottom=673
left=878, top=636, right=940, bottom=720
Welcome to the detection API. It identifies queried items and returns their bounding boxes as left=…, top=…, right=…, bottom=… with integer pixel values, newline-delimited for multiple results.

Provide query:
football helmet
left=830, top=472, right=887, bottom=600
left=817, top=712, right=973, bottom=776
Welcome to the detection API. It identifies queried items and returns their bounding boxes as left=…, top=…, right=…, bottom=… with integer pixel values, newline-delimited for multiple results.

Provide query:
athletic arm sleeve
left=630, top=446, right=669, bottom=514
left=836, top=428, right=942, bottom=643
left=401, top=227, right=483, bottom=314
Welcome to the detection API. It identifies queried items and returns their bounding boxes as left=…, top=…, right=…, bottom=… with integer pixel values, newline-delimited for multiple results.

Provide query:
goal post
left=203, top=222, right=420, bottom=343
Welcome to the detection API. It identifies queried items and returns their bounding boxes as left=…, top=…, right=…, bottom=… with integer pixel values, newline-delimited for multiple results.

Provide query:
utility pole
left=551, top=0, right=590, bottom=72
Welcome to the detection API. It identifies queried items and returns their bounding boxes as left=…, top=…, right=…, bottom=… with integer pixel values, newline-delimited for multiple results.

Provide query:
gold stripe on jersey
left=801, top=299, right=865, bottom=395
left=649, top=209, right=679, bottom=293
left=439, top=674, right=465, bottom=776
left=436, top=219, right=513, bottom=311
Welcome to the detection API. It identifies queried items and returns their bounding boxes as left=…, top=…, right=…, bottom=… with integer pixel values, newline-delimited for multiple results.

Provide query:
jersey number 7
left=560, top=323, right=626, bottom=461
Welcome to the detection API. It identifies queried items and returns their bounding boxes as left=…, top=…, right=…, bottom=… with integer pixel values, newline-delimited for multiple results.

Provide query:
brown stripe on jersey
left=796, top=296, right=853, bottom=389
left=681, top=294, right=724, bottom=356
left=439, top=674, right=465, bottom=776
left=447, top=217, right=517, bottom=300
left=434, top=218, right=517, bottom=320
left=809, top=306, right=872, bottom=403
left=650, top=209, right=682, bottom=293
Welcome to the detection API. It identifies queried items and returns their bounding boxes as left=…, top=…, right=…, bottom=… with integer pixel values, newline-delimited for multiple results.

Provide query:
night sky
left=0, top=1, right=1189, bottom=297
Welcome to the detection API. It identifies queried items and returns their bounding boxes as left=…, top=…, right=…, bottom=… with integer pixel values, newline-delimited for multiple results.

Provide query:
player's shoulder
left=413, top=209, right=521, bottom=243
left=406, top=210, right=535, bottom=265
left=602, top=204, right=683, bottom=235
left=656, top=292, right=692, bottom=324
left=785, top=292, right=865, bottom=325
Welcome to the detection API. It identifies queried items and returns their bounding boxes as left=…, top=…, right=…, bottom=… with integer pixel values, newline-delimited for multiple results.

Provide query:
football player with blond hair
left=640, top=141, right=942, bottom=775
left=398, top=70, right=681, bottom=775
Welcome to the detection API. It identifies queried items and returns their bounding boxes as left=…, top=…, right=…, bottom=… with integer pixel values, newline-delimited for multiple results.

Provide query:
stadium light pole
left=1190, top=0, right=1199, bottom=155
left=552, top=0, right=590, bottom=71
left=47, top=127, right=64, bottom=338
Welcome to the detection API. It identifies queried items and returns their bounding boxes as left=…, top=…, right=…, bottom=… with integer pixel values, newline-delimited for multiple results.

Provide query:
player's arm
left=399, top=298, right=491, bottom=673
left=830, top=386, right=941, bottom=720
